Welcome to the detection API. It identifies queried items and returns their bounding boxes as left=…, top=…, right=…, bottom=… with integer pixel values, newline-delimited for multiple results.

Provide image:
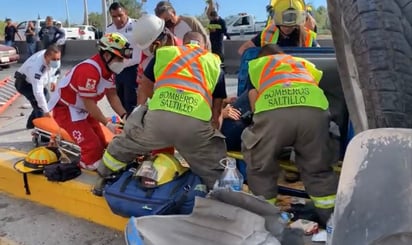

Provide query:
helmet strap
left=99, top=50, right=116, bottom=72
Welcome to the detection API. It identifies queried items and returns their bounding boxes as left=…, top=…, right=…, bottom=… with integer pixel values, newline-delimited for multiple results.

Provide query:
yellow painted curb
left=0, top=237, right=20, bottom=245
left=0, top=148, right=127, bottom=231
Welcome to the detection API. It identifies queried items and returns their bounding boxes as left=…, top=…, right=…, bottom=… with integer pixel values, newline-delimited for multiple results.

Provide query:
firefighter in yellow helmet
left=242, top=44, right=338, bottom=226
left=238, top=0, right=319, bottom=55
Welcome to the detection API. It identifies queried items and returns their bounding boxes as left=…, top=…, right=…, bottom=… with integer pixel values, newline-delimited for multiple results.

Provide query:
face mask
left=108, top=61, right=125, bottom=74
left=50, top=60, right=61, bottom=69
left=142, top=47, right=153, bottom=57
left=165, top=19, right=175, bottom=28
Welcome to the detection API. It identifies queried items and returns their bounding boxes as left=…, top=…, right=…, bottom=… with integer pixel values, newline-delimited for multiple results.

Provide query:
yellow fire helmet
left=273, top=0, right=307, bottom=26
left=14, top=146, right=60, bottom=173
left=134, top=153, right=189, bottom=188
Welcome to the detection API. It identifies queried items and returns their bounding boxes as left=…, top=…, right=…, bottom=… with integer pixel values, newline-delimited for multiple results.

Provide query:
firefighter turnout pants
left=102, top=107, right=227, bottom=188
left=241, top=106, right=338, bottom=224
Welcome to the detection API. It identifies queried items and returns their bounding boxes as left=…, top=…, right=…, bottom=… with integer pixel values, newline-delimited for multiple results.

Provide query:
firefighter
left=242, top=44, right=338, bottom=226
left=94, top=15, right=227, bottom=195
left=238, top=0, right=319, bottom=55
left=47, top=33, right=130, bottom=170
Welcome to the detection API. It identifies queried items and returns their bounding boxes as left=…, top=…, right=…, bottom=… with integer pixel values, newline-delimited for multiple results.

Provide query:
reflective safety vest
left=207, top=23, right=222, bottom=30
left=248, top=54, right=329, bottom=114
left=148, top=45, right=222, bottom=121
left=260, top=24, right=317, bottom=47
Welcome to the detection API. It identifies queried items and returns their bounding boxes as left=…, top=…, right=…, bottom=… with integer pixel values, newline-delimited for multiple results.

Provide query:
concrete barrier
left=10, top=38, right=333, bottom=72
left=12, top=40, right=98, bottom=64
left=223, top=38, right=334, bottom=73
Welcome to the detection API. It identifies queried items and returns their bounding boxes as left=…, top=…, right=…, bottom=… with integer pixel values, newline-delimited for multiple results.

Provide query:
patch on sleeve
left=34, top=73, right=42, bottom=80
left=85, top=78, right=97, bottom=90
left=39, top=65, right=46, bottom=73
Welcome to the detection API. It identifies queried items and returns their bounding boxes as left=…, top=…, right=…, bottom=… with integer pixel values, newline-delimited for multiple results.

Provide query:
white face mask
left=142, top=47, right=152, bottom=57
left=50, top=60, right=61, bottom=69
left=108, top=61, right=125, bottom=74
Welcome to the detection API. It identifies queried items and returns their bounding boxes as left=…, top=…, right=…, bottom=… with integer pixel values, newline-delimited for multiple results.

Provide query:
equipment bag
left=104, top=169, right=207, bottom=218
left=44, top=162, right=81, bottom=182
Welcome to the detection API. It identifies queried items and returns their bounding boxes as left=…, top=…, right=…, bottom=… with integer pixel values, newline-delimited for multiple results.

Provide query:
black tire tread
left=329, top=0, right=412, bottom=129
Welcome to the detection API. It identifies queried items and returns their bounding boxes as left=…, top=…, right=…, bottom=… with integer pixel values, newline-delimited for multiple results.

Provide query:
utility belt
left=14, top=71, right=30, bottom=93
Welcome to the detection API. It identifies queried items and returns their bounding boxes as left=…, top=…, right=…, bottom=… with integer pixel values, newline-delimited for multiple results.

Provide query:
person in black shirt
left=38, top=16, right=65, bottom=49
left=207, top=10, right=230, bottom=63
left=4, top=18, right=22, bottom=46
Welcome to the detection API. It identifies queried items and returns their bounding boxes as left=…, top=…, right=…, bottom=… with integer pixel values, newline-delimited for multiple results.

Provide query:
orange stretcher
left=32, top=117, right=115, bottom=156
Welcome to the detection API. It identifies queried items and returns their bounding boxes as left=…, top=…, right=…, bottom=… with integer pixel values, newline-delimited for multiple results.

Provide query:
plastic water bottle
left=326, top=213, right=334, bottom=245
left=217, top=157, right=244, bottom=191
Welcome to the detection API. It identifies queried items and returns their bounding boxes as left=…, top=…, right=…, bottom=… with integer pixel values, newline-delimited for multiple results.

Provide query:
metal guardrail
left=0, top=76, right=20, bottom=114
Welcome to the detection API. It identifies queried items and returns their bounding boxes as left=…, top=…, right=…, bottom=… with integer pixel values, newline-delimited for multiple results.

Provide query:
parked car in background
left=17, top=19, right=62, bottom=41
left=77, top=25, right=100, bottom=40
left=0, top=44, right=20, bottom=67
left=63, top=26, right=80, bottom=40
left=225, top=13, right=266, bottom=36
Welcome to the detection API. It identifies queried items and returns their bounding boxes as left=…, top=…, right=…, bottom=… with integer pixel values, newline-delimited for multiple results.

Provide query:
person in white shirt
left=106, top=2, right=142, bottom=114
left=14, top=44, right=61, bottom=129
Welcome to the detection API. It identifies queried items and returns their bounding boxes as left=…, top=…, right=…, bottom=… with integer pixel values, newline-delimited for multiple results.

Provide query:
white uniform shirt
left=17, top=50, right=59, bottom=113
left=106, top=18, right=142, bottom=68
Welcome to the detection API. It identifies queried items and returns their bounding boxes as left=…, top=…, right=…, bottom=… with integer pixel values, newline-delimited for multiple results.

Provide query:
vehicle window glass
left=242, top=16, right=250, bottom=25
left=17, top=21, right=27, bottom=30
left=234, top=18, right=243, bottom=26
left=88, top=27, right=94, bottom=31
left=80, top=26, right=86, bottom=31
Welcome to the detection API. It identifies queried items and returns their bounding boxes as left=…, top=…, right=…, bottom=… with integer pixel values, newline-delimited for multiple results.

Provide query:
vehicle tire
left=327, top=0, right=412, bottom=133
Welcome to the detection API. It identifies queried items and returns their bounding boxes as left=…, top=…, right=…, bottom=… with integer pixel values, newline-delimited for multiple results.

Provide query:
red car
left=0, top=44, right=20, bottom=67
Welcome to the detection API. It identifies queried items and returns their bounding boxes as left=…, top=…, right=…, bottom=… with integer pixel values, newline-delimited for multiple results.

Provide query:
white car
left=77, top=25, right=98, bottom=40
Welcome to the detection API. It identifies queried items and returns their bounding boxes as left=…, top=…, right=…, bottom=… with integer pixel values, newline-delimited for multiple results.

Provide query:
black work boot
left=92, top=176, right=106, bottom=197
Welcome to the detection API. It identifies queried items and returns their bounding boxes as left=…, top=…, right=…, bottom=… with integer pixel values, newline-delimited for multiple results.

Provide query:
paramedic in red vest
left=242, top=44, right=338, bottom=226
left=48, top=33, right=130, bottom=170
left=98, top=15, right=227, bottom=190
left=238, top=0, right=319, bottom=55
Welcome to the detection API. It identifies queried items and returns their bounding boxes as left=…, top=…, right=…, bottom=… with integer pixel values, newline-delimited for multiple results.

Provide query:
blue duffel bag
left=103, top=155, right=207, bottom=218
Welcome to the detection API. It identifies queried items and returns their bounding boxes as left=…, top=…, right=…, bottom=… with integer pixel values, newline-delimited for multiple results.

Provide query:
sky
left=1, top=0, right=327, bottom=25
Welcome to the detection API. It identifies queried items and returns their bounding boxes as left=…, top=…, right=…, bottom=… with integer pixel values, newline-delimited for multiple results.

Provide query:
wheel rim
left=341, top=17, right=369, bottom=133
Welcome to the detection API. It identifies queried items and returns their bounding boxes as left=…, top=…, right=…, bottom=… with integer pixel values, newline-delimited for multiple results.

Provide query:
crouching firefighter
left=242, top=44, right=338, bottom=226
left=47, top=33, right=130, bottom=170
left=93, top=15, right=227, bottom=196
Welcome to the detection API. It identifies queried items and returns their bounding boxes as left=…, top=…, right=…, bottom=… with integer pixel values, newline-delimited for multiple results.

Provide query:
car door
left=17, top=21, right=28, bottom=41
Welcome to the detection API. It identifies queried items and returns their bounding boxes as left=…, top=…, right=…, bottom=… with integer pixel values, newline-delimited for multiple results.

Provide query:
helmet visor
left=282, top=9, right=298, bottom=26
left=121, top=46, right=133, bottom=59
left=135, top=161, right=158, bottom=187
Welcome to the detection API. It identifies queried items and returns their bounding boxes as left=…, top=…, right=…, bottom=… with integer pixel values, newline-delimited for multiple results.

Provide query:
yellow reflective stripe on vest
left=155, top=46, right=212, bottom=105
left=102, top=150, right=127, bottom=171
left=304, top=29, right=317, bottom=47
left=260, top=24, right=279, bottom=47
left=249, top=55, right=328, bottom=113
left=150, top=45, right=221, bottom=121
left=208, top=24, right=222, bottom=29
left=155, top=78, right=212, bottom=105
left=258, top=55, right=316, bottom=92
left=310, top=195, right=336, bottom=209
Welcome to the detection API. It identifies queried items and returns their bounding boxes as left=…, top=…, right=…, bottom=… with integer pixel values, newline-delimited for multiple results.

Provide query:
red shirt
left=60, top=55, right=115, bottom=104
